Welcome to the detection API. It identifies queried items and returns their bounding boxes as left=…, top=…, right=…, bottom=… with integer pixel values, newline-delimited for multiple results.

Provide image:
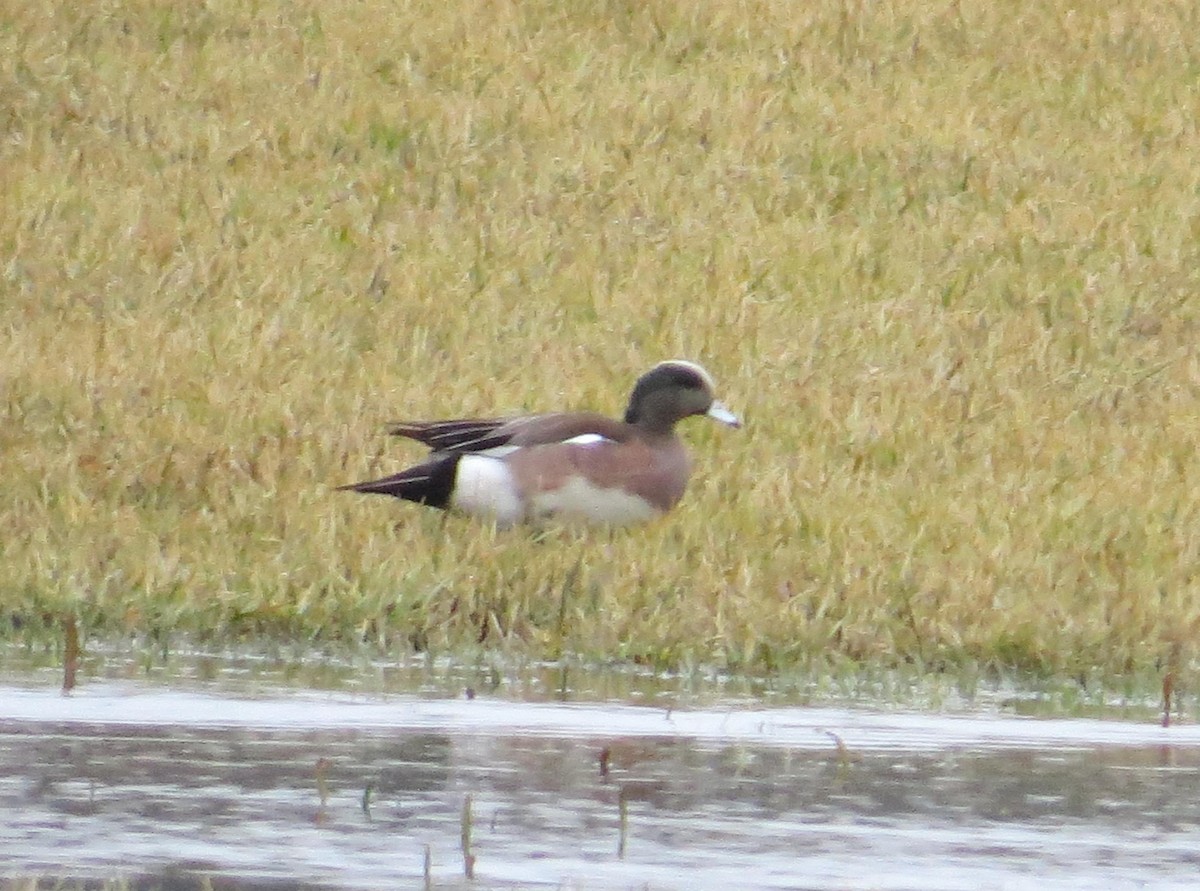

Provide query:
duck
left=338, top=359, right=740, bottom=526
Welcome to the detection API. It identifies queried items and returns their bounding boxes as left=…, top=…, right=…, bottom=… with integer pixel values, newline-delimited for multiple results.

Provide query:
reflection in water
left=2, top=686, right=1200, bottom=890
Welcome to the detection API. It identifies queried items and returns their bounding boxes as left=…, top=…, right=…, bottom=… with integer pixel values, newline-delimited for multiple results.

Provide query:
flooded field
left=2, top=667, right=1199, bottom=890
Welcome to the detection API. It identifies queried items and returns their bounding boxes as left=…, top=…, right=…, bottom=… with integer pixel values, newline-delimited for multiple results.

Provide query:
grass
left=3, top=0, right=1199, bottom=688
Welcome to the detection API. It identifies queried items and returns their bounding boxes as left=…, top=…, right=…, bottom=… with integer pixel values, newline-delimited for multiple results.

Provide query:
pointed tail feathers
left=337, top=454, right=459, bottom=508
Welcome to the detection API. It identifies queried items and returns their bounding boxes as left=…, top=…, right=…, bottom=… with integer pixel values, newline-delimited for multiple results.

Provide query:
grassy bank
left=3, top=0, right=1198, bottom=684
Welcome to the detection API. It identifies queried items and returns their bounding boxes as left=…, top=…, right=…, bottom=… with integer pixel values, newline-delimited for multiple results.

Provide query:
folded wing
left=387, top=412, right=630, bottom=454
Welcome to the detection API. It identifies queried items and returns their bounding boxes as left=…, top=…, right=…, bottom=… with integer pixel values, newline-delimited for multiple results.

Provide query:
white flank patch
left=531, top=475, right=659, bottom=525
left=450, top=455, right=524, bottom=525
left=478, top=445, right=520, bottom=458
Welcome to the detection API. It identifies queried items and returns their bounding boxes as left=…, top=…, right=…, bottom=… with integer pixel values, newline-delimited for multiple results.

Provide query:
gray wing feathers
left=388, top=412, right=630, bottom=454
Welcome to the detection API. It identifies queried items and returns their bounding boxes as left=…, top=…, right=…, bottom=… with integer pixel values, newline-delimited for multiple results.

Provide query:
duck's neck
left=630, top=418, right=678, bottom=439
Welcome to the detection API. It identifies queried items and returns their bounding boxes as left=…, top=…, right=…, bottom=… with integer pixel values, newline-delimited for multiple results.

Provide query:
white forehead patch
left=654, top=359, right=716, bottom=390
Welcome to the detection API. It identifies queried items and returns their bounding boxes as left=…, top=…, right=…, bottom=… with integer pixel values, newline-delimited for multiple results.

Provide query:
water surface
left=2, top=681, right=1199, bottom=890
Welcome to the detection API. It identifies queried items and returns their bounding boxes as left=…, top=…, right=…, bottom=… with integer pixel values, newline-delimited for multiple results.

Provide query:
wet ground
left=2, top=665, right=1199, bottom=890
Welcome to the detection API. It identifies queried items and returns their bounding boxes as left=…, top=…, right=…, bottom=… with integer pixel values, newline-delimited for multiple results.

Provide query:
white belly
left=530, top=476, right=660, bottom=525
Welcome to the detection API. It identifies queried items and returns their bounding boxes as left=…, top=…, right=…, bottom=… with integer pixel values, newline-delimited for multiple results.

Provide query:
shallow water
left=3, top=679, right=1200, bottom=890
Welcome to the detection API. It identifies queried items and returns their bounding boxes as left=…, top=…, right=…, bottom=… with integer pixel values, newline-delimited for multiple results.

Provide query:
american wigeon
left=339, top=360, right=740, bottom=526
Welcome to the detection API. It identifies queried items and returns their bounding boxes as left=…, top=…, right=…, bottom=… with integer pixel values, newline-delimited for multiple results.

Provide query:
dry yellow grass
left=3, top=0, right=1199, bottom=683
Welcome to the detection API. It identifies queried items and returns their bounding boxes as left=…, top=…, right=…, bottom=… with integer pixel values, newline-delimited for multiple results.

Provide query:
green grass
left=3, top=0, right=1199, bottom=686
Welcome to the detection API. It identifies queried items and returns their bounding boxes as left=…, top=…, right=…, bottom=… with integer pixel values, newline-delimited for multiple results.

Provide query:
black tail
left=337, top=454, right=460, bottom=509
